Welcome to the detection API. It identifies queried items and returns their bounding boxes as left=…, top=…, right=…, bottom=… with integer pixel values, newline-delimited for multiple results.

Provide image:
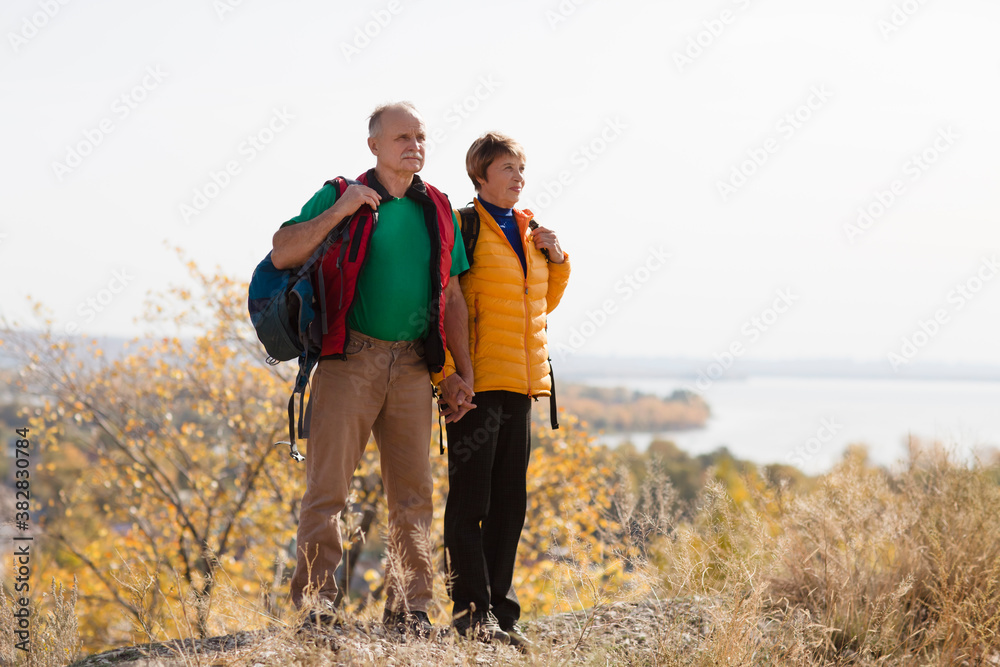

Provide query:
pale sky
left=3, top=0, right=999, bottom=369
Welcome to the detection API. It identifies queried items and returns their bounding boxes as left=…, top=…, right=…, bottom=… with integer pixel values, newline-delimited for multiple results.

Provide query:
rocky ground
left=67, top=597, right=714, bottom=666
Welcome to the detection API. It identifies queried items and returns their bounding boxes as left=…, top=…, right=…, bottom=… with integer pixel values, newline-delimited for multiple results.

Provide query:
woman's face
left=477, top=153, right=525, bottom=209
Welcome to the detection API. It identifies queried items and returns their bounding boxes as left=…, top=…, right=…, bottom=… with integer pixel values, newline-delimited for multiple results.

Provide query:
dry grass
left=0, top=579, right=82, bottom=667
left=769, top=444, right=1000, bottom=664
left=5, top=442, right=1000, bottom=666
left=637, top=442, right=1000, bottom=665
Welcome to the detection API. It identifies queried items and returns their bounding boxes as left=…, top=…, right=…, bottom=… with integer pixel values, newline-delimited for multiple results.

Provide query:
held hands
left=530, top=226, right=565, bottom=264
left=438, top=372, right=476, bottom=423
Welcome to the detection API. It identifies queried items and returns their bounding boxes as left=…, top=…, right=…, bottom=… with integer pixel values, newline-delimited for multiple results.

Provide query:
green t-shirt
left=281, top=183, right=469, bottom=341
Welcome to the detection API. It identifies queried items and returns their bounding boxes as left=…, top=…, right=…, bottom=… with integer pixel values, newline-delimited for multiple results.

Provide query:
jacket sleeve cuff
left=549, top=252, right=571, bottom=282
left=432, top=351, right=458, bottom=386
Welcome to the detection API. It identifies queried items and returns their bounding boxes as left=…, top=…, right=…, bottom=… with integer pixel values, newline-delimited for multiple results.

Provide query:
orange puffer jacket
left=436, top=198, right=570, bottom=396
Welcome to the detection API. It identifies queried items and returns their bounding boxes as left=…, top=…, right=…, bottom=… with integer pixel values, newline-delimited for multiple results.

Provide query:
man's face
left=369, top=109, right=427, bottom=175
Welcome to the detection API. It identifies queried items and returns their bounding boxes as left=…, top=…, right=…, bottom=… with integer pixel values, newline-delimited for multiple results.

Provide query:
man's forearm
left=443, top=282, right=473, bottom=378
left=271, top=203, right=348, bottom=270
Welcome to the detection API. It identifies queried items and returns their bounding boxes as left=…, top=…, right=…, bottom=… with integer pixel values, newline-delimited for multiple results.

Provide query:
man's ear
left=367, top=136, right=378, bottom=155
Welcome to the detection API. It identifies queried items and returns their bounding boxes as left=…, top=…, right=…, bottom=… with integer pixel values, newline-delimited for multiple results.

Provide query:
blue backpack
left=247, top=187, right=359, bottom=461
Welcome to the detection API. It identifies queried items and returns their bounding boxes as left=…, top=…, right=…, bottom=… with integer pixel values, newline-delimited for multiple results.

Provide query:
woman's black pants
left=443, top=390, right=531, bottom=627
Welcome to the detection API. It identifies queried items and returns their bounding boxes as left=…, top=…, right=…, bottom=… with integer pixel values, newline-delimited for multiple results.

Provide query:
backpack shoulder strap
left=547, top=356, right=559, bottom=430
left=530, top=215, right=557, bottom=427
left=527, top=217, right=551, bottom=262
left=458, top=204, right=479, bottom=268
left=324, top=176, right=357, bottom=195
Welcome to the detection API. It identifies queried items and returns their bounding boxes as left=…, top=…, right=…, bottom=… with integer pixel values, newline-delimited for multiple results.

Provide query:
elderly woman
left=435, top=132, right=571, bottom=648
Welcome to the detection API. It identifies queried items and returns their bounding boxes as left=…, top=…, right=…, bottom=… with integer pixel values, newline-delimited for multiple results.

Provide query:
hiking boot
left=501, top=622, right=532, bottom=653
left=383, top=609, right=433, bottom=638
left=453, top=611, right=511, bottom=645
left=299, top=603, right=341, bottom=634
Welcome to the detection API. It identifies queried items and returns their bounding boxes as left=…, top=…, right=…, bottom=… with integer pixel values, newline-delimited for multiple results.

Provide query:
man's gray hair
left=368, top=101, right=421, bottom=138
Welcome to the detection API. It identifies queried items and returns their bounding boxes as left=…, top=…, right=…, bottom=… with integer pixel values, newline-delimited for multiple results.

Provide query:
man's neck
left=374, top=165, right=415, bottom=199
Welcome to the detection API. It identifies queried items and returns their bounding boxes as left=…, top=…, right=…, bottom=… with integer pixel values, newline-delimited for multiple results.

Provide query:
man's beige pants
left=289, top=332, right=434, bottom=613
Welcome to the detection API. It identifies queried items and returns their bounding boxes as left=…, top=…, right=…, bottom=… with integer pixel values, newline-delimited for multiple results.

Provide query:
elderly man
left=272, top=102, right=475, bottom=636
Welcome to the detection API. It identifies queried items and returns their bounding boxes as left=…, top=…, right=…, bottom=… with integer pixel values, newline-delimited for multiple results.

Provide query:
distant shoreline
left=558, top=356, right=1000, bottom=384
left=572, top=375, right=1000, bottom=475
left=4, top=335, right=1000, bottom=382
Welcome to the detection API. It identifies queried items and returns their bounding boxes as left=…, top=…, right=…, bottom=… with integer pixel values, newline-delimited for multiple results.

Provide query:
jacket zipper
left=523, top=277, right=531, bottom=396
left=521, top=217, right=532, bottom=396
left=477, top=199, right=534, bottom=394
left=473, top=294, right=480, bottom=357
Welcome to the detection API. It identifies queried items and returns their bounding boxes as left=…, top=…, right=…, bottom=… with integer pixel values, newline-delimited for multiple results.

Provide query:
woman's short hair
left=466, top=131, right=526, bottom=192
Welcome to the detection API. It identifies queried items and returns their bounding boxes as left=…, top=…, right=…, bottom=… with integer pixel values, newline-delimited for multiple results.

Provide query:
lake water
left=586, top=376, right=1000, bottom=474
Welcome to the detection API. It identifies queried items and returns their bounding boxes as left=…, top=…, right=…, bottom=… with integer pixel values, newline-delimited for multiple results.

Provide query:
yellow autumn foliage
left=2, top=257, right=637, bottom=653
